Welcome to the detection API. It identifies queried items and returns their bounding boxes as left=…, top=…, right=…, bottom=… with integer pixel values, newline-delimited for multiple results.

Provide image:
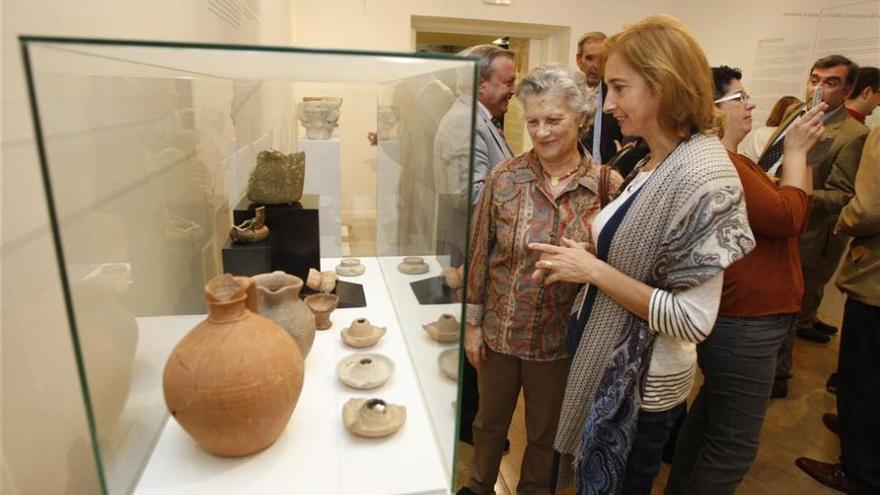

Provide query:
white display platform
left=377, top=256, right=460, bottom=478
left=299, top=138, right=343, bottom=257
left=133, top=257, right=449, bottom=495
left=375, top=140, right=401, bottom=255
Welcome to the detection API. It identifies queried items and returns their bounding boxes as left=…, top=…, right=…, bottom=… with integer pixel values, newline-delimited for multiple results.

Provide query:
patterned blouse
left=465, top=149, right=622, bottom=361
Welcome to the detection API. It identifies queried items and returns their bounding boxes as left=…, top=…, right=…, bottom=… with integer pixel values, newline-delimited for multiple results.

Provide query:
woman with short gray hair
left=460, top=64, right=620, bottom=495
left=515, top=64, right=596, bottom=128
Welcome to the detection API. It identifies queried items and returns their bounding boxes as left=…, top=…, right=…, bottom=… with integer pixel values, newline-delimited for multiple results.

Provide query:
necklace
left=547, top=169, right=578, bottom=186
left=543, top=162, right=580, bottom=186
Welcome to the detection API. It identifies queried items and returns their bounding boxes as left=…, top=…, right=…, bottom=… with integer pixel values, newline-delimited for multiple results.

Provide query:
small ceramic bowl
left=438, top=348, right=459, bottom=380
left=397, top=256, right=429, bottom=275
left=335, top=258, right=366, bottom=277
left=304, top=293, right=339, bottom=330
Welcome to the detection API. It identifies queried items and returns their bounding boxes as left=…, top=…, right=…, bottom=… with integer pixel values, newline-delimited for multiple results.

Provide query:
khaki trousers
left=468, top=349, right=570, bottom=495
left=793, top=220, right=849, bottom=332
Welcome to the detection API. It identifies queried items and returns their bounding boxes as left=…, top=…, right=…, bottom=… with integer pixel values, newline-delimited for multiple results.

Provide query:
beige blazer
left=836, top=126, right=880, bottom=306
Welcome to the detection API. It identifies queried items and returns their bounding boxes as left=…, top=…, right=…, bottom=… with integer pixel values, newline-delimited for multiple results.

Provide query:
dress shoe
left=814, top=319, right=839, bottom=335
left=822, top=413, right=839, bottom=435
left=797, top=326, right=831, bottom=344
left=795, top=457, right=853, bottom=493
left=456, top=487, right=479, bottom=495
left=771, top=380, right=788, bottom=399
left=827, top=372, right=839, bottom=394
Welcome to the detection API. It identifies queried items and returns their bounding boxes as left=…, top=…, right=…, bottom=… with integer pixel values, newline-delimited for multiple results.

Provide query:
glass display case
left=20, top=36, right=477, bottom=495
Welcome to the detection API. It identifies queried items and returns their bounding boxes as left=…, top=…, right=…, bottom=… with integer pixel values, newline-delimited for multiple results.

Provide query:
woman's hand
left=529, top=237, right=600, bottom=285
left=785, top=103, right=827, bottom=157
left=464, top=323, right=487, bottom=370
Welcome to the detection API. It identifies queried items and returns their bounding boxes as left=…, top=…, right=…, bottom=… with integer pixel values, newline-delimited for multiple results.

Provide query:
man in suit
left=765, top=55, right=869, bottom=397
left=576, top=31, right=623, bottom=166
left=433, top=44, right=515, bottom=448
left=434, top=44, right=515, bottom=212
left=796, top=125, right=880, bottom=495
left=845, top=66, right=880, bottom=125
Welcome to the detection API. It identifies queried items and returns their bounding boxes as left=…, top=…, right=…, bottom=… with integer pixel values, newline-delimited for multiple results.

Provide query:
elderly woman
left=530, top=16, right=755, bottom=494
left=461, top=65, right=621, bottom=495
left=663, top=67, right=824, bottom=495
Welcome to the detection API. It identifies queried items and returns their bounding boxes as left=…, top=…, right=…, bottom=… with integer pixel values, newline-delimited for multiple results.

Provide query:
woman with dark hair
left=664, top=66, right=825, bottom=495
left=530, top=16, right=754, bottom=495
left=739, top=94, right=802, bottom=161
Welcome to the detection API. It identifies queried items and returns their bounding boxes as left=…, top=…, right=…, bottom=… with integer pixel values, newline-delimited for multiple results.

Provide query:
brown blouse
left=720, top=152, right=812, bottom=316
left=465, top=150, right=622, bottom=361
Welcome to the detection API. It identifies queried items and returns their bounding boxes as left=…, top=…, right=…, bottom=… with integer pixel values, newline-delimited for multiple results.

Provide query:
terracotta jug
left=163, top=274, right=304, bottom=457
left=252, top=271, right=316, bottom=359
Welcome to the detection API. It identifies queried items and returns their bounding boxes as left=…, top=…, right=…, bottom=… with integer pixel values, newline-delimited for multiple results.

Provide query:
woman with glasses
left=530, top=16, right=754, bottom=494
left=663, top=66, right=826, bottom=495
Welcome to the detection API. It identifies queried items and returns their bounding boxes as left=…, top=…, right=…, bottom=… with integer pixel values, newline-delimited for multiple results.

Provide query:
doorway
left=411, top=16, right=571, bottom=154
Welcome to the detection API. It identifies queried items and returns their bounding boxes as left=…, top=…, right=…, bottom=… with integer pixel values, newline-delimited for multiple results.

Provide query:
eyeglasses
left=714, top=90, right=751, bottom=104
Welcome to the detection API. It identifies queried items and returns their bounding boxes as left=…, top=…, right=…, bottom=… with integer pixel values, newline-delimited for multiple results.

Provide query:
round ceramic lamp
left=342, top=398, right=406, bottom=438
left=336, top=353, right=395, bottom=390
left=422, top=313, right=460, bottom=343
left=341, top=318, right=386, bottom=348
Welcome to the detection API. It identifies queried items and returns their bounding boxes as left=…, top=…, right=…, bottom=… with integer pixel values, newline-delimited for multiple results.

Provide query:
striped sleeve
left=641, top=363, right=697, bottom=411
left=648, top=273, right=723, bottom=344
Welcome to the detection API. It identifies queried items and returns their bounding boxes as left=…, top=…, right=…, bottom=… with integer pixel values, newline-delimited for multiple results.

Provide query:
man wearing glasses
left=760, top=55, right=869, bottom=398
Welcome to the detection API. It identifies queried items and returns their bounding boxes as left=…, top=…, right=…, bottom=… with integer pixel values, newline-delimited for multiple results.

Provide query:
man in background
left=763, top=55, right=869, bottom=397
left=845, top=66, right=879, bottom=125
left=575, top=31, right=622, bottom=166
left=796, top=125, right=880, bottom=495
left=576, top=31, right=647, bottom=177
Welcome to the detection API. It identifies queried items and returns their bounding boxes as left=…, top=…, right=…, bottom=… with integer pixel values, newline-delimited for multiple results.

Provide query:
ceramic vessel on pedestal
left=252, top=271, right=316, bottom=359
left=304, top=293, right=339, bottom=330
left=377, top=105, right=399, bottom=141
left=163, top=274, right=305, bottom=457
left=246, top=149, right=306, bottom=205
left=297, top=97, right=342, bottom=140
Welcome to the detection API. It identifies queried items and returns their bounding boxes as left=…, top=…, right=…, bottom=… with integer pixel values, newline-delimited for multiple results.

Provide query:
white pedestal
left=132, top=258, right=449, bottom=495
left=299, top=138, right=342, bottom=257
left=376, top=140, right=401, bottom=255
left=378, top=257, right=459, bottom=477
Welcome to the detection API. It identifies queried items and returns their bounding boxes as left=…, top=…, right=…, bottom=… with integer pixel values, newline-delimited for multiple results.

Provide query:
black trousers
left=459, top=358, right=479, bottom=439
left=838, top=298, right=880, bottom=494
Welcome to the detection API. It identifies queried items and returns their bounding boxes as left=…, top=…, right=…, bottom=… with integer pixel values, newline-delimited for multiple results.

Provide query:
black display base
left=229, top=195, right=320, bottom=282
left=221, top=235, right=272, bottom=276
left=410, top=276, right=456, bottom=305
left=303, top=281, right=366, bottom=309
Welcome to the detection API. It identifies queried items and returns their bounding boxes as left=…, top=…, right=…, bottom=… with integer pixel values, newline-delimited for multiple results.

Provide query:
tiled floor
left=455, top=332, right=843, bottom=495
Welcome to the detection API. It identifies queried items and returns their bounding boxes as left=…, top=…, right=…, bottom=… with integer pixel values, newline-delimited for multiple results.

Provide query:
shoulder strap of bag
left=599, top=165, right=611, bottom=208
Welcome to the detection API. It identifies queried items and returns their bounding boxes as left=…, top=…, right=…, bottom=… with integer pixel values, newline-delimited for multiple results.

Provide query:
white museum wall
left=1, top=1, right=295, bottom=494
left=2, top=0, right=877, bottom=493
